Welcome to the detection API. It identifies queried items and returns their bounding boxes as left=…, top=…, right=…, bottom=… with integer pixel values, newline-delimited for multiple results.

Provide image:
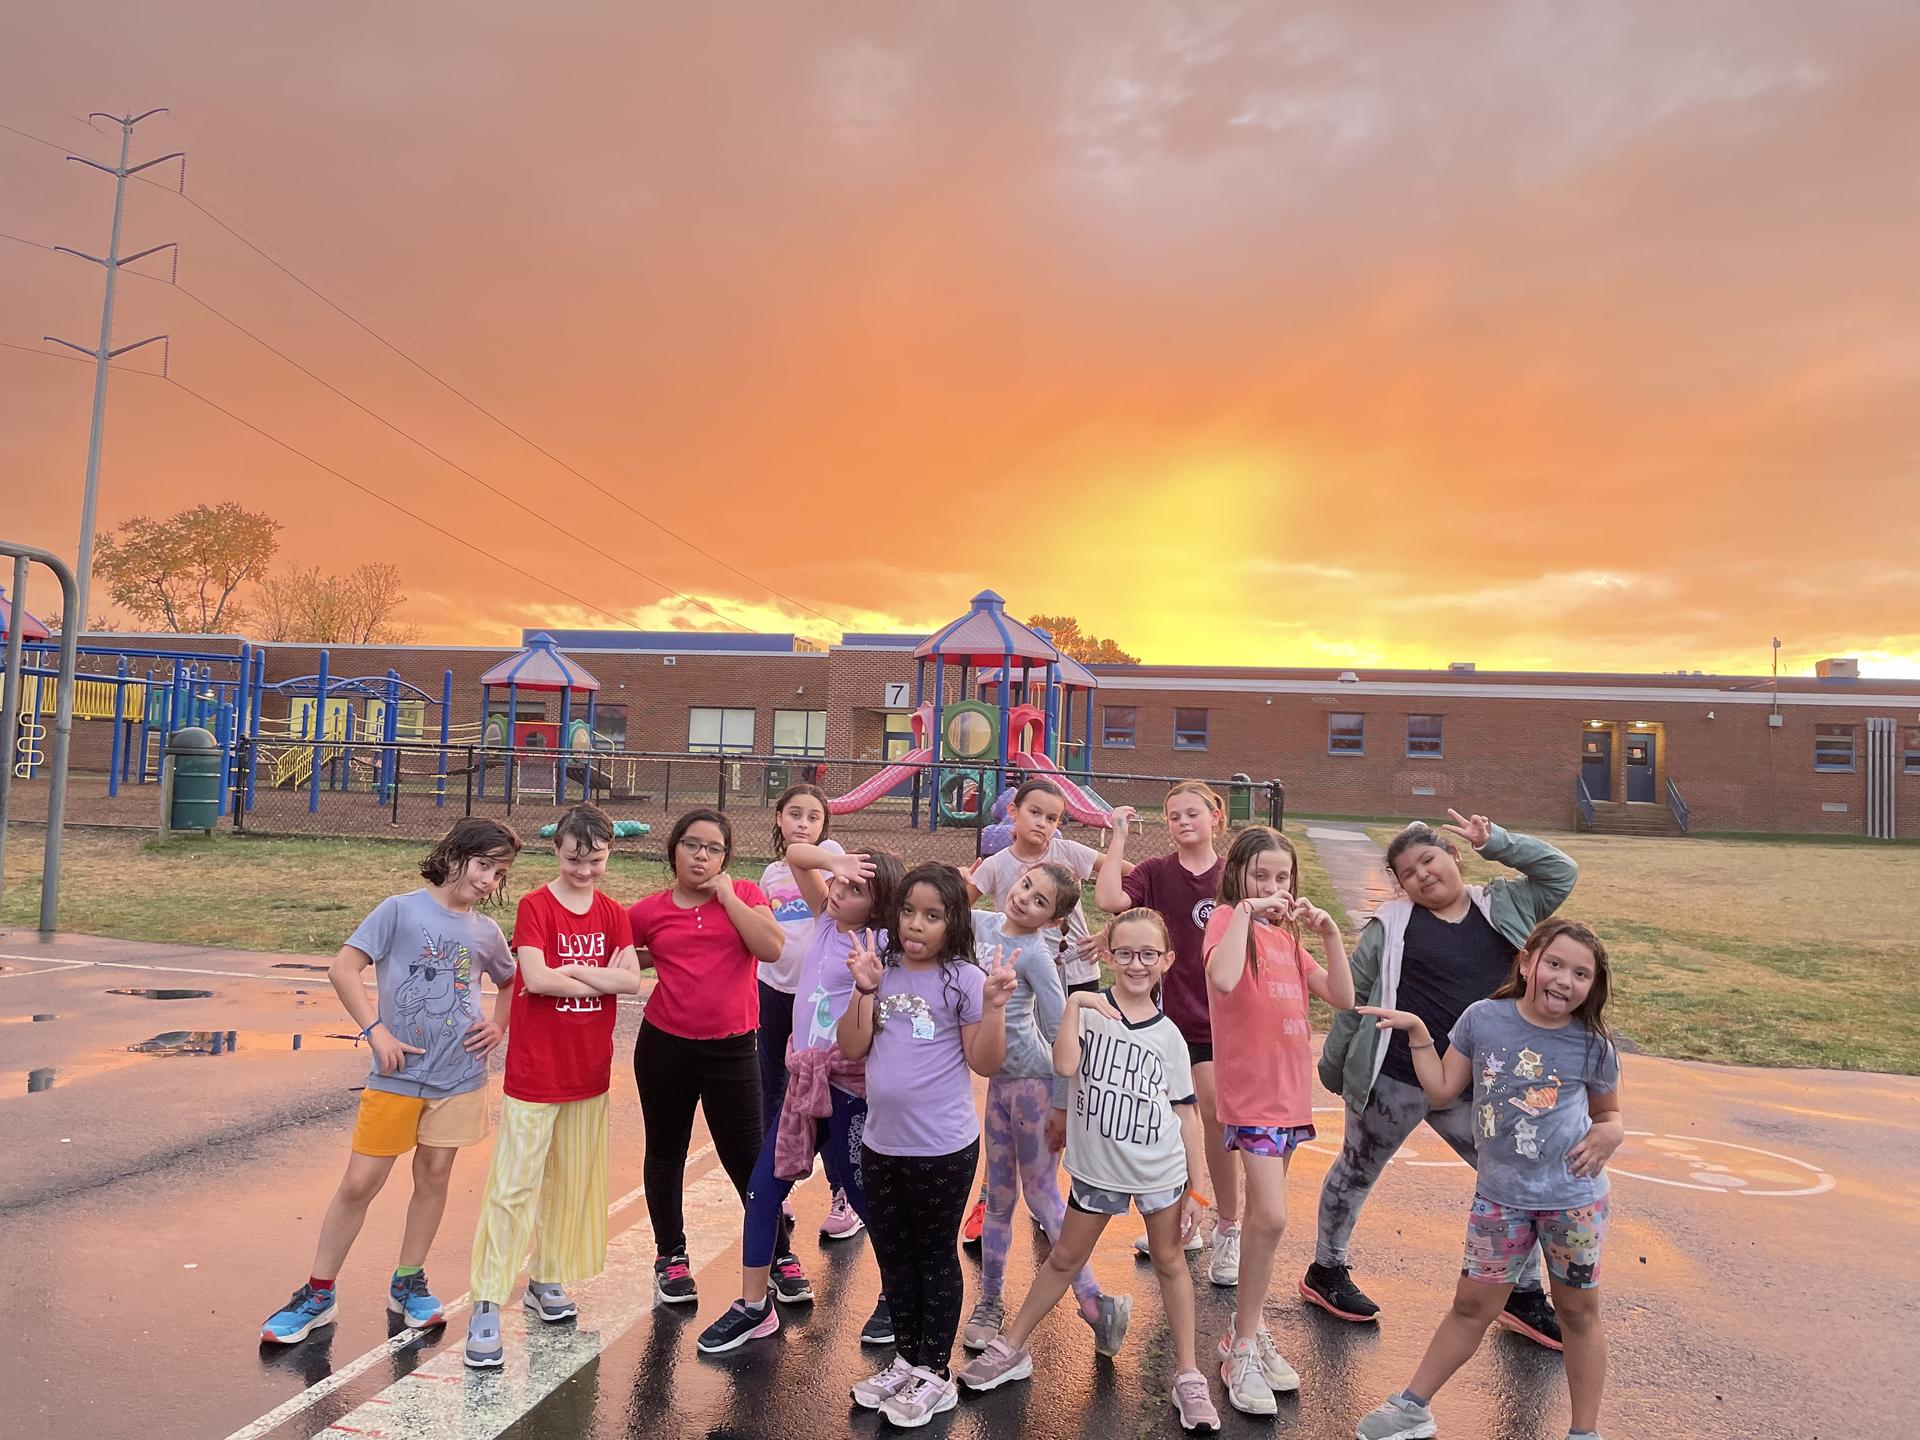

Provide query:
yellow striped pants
left=469, top=1092, right=609, bottom=1303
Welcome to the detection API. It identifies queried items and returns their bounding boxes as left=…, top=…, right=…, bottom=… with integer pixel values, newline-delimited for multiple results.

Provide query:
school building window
left=1904, top=728, right=1920, bottom=775
left=1406, top=714, right=1443, bottom=758
left=688, top=707, right=755, bottom=754
left=1329, top=712, right=1365, bottom=756
left=1173, top=708, right=1209, bottom=751
left=772, top=708, right=827, bottom=757
left=1102, top=706, right=1137, bottom=747
left=1813, top=724, right=1855, bottom=773
left=593, top=704, right=628, bottom=749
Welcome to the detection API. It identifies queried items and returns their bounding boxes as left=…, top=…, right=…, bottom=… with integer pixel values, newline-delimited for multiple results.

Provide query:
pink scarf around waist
left=775, top=1043, right=867, bottom=1182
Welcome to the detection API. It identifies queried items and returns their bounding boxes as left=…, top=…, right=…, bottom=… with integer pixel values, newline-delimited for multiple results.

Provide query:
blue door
left=1625, top=732, right=1656, bottom=803
left=1580, top=731, right=1613, bottom=802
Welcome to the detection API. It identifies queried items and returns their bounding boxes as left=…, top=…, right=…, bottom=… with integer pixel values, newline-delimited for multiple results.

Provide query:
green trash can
left=764, top=761, right=791, bottom=801
left=166, top=726, right=223, bottom=833
left=1228, top=772, right=1253, bottom=825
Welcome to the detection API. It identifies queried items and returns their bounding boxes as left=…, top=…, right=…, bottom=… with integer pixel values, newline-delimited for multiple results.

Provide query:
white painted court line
left=1304, top=827, right=1375, bottom=844
left=221, top=1145, right=716, bottom=1440
left=0, top=951, right=315, bottom=983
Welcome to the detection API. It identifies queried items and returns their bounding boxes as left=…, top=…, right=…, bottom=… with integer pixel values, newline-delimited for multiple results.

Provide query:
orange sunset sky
left=2, top=5, right=1917, bottom=675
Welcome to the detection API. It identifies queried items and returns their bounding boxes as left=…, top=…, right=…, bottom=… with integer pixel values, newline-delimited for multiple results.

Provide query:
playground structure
left=474, top=633, right=615, bottom=807
left=826, top=591, right=1115, bottom=832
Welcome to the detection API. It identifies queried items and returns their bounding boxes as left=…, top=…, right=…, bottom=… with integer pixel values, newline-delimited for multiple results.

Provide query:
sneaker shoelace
left=773, top=1257, right=804, bottom=1281
left=397, top=1273, right=432, bottom=1301
left=1174, top=1373, right=1211, bottom=1406
left=1228, top=1343, right=1266, bottom=1391
left=660, top=1258, right=691, bottom=1283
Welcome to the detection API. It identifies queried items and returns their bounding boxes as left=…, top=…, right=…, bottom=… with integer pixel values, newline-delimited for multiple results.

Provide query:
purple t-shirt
left=789, top=914, right=887, bottom=1055
left=862, top=960, right=985, bottom=1157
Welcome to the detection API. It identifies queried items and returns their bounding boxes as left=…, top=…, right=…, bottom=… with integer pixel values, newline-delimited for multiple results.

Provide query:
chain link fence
left=229, top=738, right=1283, bottom=866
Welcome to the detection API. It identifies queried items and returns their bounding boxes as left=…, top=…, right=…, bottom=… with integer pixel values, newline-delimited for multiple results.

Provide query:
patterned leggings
left=863, top=1139, right=979, bottom=1373
left=981, top=1076, right=1099, bottom=1316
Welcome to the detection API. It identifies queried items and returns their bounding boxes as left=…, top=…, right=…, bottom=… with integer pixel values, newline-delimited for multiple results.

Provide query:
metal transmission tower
left=44, top=107, right=184, bottom=635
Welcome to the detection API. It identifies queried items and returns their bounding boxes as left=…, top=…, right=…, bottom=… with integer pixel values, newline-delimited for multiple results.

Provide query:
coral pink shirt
left=627, top=880, right=769, bottom=1040
left=1202, top=906, right=1325, bottom=1128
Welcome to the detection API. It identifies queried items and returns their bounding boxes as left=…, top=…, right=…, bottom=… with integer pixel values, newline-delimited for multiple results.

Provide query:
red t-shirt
left=1122, top=852, right=1225, bottom=1047
left=506, top=885, right=634, bottom=1103
left=1202, top=906, right=1325, bottom=1127
left=627, top=880, right=769, bottom=1040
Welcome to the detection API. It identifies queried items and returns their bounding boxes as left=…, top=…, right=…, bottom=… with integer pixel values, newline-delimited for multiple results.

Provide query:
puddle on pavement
left=106, top=988, right=216, bottom=1000
left=32, top=1014, right=56, bottom=1022
left=126, top=1029, right=362, bottom=1057
left=27, top=1067, right=54, bottom=1093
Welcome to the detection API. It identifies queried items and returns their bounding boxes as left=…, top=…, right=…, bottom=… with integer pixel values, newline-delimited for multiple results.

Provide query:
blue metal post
left=929, top=655, right=945, bottom=833
left=557, top=685, right=573, bottom=804
left=309, top=650, right=329, bottom=813
left=505, top=679, right=518, bottom=805
left=435, top=669, right=452, bottom=807
left=383, top=669, right=401, bottom=803
left=107, top=655, right=127, bottom=797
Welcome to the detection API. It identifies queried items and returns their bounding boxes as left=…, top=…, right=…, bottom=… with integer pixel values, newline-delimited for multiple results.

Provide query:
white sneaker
left=1216, top=1318, right=1300, bottom=1392
left=1209, top=1222, right=1242, bottom=1285
left=1135, top=1228, right=1206, bottom=1257
left=850, top=1355, right=915, bottom=1410
left=1221, top=1335, right=1276, bottom=1415
left=879, top=1366, right=960, bottom=1427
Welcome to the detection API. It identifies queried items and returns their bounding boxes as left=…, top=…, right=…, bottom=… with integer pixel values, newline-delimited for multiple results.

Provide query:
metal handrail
left=0, top=541, right=80, bottom=938
left=1666, top=776, right=1691, bottom=833
left=1575, top=774, right=1596, bottom=831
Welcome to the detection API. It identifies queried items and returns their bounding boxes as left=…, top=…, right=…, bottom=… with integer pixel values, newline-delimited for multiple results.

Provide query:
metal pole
left=107, top=653, right=127, bottom=796
left=0, top=559, right=30, bottom=911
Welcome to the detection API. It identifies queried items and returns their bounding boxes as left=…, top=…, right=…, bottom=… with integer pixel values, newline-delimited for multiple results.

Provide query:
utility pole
left=44, top=108, right=183, bottom=636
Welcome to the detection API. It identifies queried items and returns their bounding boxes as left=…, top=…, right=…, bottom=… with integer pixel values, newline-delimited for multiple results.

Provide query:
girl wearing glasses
left=1201, top=827, right=1354, bottom=1416
left=956, top=908, right=1221, bottom=1432
left=627, top=808, right=786, bottom=1306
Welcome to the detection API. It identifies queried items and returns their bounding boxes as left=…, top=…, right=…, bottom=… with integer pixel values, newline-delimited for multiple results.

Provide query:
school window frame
left=1101, top=705, right=1137, bottom=748
left=687, top=706, right=755, bottom=754
left=1813, top=723, right=1855, bottom=773
left=1173, top=707, right=1209, bottom=751
left=771, top=708, right=827, bottom=757
left=1905, top=727, right=1920, bottom=776
left=1329, top=712, right=1365, bottom=756
left=1406, top=713, right=1443, bottom=758
left=591, top=703, right=629, bottom=750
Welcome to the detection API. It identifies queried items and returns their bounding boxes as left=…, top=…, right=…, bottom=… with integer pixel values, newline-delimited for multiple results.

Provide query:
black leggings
left=633, top=1019, right=786, bottom=1259
left=862, top=1140, right=979, bottom=1373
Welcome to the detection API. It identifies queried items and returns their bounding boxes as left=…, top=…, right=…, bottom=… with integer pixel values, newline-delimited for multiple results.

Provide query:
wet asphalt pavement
left=2, top=928, right=1915, bottom=1440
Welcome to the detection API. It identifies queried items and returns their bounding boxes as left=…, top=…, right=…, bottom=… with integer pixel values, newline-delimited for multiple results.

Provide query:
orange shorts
left=351, top=1086, right=492, bottom=1156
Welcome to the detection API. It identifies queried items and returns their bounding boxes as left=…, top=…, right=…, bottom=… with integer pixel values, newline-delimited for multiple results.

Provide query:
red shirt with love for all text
left=506, top=885, right=633, bottom=1103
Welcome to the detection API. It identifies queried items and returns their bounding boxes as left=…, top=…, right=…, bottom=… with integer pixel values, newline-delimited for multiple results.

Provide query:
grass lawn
left=1364, top=826, right=1920, bottom=1075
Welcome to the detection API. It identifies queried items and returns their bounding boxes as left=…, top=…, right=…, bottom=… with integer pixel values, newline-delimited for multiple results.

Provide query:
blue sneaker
left=387, top=1271, right=445, bottom=1329
left=261, top=1283, right=337, bottom=1345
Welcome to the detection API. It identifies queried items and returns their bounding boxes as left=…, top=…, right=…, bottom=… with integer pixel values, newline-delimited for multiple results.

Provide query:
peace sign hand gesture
left=1441, top=808, right=1493, bottom=850
left=846, top=929, right=884, bottom=993
left=980, top=946, right=1018, bottom=1010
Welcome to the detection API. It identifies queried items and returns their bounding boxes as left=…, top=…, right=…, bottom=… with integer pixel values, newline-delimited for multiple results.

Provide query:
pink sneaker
left=819, top=1188, right=864, bottom=1240
left=1171, top=1369, right=1221, bottom=1432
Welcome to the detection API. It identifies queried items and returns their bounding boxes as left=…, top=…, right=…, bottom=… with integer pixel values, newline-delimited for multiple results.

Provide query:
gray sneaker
left=1086, top=1293, right=1133, bottom=1356
left=1209, top=1222, right=1242, bottom=1286
left=1356, top=1394, right=1438, bottom=1439
left=956, top=1336, right=1033, bottom=1392
left=961, top=1294, right=1005, bottom=1351
left=463, top=1302, right=503, bottom=1369
left=522, top=1280, right=576, bottom=1322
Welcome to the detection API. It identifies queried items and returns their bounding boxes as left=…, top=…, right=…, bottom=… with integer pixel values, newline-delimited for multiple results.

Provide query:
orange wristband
left=1186, top=1189, right=1211, bottom=1208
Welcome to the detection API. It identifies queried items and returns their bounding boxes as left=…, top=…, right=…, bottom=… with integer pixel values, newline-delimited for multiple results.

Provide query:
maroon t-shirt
left=1122, top=852, right=1225, bottom=1047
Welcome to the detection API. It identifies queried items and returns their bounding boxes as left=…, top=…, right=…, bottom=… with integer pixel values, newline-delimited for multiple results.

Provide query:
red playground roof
left=0, top=587, right=51, bottom=643
left=479, top=633, right=601, bottom=692
left=914, top=591, right=1061, bottom=666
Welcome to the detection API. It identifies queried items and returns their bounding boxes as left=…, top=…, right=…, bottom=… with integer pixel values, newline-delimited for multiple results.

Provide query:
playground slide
left=1011, top=750, right=1113, bottom=829
left=828, top=747, right=933, bottom=815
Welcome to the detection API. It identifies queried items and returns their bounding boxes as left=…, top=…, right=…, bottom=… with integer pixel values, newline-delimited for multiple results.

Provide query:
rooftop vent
left=1448, top=662, right=1476, bottom=672
left=1815, top=658, right=1859, bottom=680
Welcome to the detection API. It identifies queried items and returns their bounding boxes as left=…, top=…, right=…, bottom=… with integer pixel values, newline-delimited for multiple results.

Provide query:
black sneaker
left=695, top=1293, right=780, bottom=1354
left=1497, top=1288, right=1563, bottom=1351
left=1298, top=1262, right=1381, bottom=1322
left=654, top=1253, right=697, bottom=1305
left=770, top=1253, right=814, bottom=1304
left=860, top=1293, right=894, bottom=1346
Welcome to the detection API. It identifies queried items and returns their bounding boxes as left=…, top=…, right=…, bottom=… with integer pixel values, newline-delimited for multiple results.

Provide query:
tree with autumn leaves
left=89, top=502, right=414, bottom=642
left=1025, top=613, right=1139, bottom=665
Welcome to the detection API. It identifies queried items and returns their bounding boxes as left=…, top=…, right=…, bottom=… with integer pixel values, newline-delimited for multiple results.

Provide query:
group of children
left=258, top=777, right=1622, bottom=1440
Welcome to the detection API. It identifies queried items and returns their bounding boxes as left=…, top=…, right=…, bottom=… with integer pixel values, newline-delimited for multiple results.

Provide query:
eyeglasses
left=678, top=838, right=727, bottom=859
left=1110, top=947, right=1166, bottom=968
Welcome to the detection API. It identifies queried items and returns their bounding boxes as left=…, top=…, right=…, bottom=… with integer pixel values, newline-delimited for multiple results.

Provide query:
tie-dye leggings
left=980, top=1076, right=1100, bottom=1316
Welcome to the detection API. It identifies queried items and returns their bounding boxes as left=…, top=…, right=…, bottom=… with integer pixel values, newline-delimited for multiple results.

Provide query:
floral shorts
left=1222, top=1123, right=1316, bottom=1158
left=1463, top=1191, right=1610, bottom=1290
